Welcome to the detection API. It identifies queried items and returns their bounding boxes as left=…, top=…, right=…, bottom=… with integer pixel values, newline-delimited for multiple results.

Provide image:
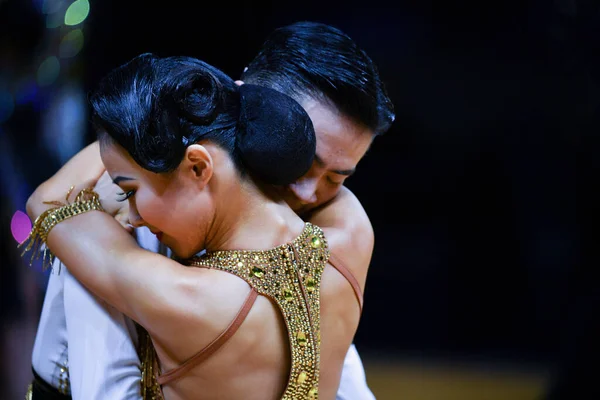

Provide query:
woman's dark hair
left=241, top=21, right=395, bottom=135
left=90, top=53, right=316, bottom=185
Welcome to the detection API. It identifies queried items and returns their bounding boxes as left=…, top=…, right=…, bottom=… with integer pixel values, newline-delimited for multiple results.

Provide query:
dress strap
left=327, top=253, right=364, bottom=313
left=157, top=288, right=259, bottom=386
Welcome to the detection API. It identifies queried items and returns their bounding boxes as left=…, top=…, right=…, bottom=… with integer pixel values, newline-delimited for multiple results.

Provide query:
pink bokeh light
left=11, top=210, right=32, bottom=244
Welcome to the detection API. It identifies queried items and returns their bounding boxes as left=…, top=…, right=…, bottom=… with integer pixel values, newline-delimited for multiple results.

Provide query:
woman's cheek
left=135, top=194, right=161, bottom=226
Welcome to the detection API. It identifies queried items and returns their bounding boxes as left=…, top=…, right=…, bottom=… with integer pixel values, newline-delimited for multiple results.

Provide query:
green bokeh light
left=37, top=56, right=61, bottom=86
left=64, top=0, right=90, bottom=26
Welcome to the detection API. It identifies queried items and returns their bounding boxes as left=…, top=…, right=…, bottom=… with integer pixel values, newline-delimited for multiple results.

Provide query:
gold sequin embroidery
left=186, top=222, right=328, bottom=399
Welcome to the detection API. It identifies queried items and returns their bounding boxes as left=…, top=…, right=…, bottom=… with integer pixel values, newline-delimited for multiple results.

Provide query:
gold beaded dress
left=138, top=222, right=331, bottom=400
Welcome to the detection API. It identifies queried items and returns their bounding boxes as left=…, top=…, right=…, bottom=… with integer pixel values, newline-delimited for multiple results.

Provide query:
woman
left=24, top=54, right=364, bottom=399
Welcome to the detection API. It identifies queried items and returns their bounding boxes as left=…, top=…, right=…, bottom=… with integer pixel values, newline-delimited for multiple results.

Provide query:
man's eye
left=116, top=190, right=135, bottom=202
left=327, top=177, right=344, bottom=185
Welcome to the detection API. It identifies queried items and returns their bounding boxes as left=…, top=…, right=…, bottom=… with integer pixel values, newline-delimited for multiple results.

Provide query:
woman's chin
left=171, top=246, right=201, bottom=260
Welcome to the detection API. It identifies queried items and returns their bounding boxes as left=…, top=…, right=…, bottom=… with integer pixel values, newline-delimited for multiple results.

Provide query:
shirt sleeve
left=64, top=265, right=143, bottom=400
left=31, top=258, right=69, bottom=388
left=336, top=344, right=376, bottom=400
left=62, top=227, right=161, bottom=400
left=63, top=264, right=142, bottom=400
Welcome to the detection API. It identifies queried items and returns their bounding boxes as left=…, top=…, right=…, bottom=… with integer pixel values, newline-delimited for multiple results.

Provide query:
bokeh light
left=64, top=0, right=90, bottom=26
left=0, top=90, right=15, bottom=124
left=11, top=210, right=32, bottom=244
left=46, top=11, right=64, bottom=29
left=14, top=81, right=39, bottom=105
left=32, top=0, right=45, bottom=13
left=59, top=29, right=84, bottom=58
left=41, top=0, right=68, bottom=15
left=37, top=56, right=61, bottom=86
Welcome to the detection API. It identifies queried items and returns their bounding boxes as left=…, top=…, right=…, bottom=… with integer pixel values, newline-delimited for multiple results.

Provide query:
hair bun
left=163, top=68, right=225, bottom=126
left=236, top=84, right=316, bottom=185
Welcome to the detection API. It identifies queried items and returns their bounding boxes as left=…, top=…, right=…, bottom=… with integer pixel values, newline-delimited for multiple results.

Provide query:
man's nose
left=288, top=178, right=318, bottom=204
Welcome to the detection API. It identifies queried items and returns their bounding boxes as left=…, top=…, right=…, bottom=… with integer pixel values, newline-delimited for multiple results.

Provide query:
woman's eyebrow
left=113, top=176, right=135, bottom=185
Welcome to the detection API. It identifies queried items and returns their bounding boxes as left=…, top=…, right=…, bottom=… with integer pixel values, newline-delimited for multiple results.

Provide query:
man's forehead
left=315, top=122, right=371, bottom=156
left=302, top=97, right=371, bottom=133
left=301, top=98, right=373, bottom=170
left=314, top=152, right=356, bottom=177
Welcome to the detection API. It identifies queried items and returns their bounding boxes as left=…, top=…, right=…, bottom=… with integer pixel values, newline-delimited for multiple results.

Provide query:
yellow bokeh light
left=60, top=29, right=85, bottom=58
left=64, top=0, right=90, bottom=26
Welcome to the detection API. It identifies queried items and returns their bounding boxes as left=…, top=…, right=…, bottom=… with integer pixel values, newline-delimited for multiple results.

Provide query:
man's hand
left=95, top=171, right=132, bottom=233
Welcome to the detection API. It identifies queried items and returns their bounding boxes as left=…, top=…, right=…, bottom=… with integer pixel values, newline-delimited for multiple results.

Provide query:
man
left=29, top=21, right=394, bottom=399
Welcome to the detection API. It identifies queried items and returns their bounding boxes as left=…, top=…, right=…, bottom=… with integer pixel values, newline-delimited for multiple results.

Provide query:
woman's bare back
left=147, top=223, right=363, bottom=400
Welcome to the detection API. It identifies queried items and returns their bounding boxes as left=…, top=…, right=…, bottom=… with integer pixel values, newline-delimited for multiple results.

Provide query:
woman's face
left=100, top=141, right=211, bottom=259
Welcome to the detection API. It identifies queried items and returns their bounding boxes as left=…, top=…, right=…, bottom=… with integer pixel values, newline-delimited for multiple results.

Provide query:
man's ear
left=181, top=144, right=213, bottom=188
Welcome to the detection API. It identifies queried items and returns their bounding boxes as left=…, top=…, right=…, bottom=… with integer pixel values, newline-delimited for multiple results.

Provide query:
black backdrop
left=3, top=0, right=600, bottom=369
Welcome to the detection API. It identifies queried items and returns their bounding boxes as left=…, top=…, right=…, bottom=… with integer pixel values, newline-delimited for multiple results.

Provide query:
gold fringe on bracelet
left=18, top=186, right=104, bottom=271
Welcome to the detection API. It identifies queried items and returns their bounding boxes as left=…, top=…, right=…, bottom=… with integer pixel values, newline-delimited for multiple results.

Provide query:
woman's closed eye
left=116, top=190, right=135, bottom=202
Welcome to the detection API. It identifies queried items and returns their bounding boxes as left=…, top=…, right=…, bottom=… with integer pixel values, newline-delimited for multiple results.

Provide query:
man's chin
left=281, top=193, right=321, bottom=217
left=284, top=197, right=307, bottom=215
left=290, top=202, right=309, bottom=215
left=295, top=197, right=338, bottom=218
left=292, top=204, right=321, bottom=219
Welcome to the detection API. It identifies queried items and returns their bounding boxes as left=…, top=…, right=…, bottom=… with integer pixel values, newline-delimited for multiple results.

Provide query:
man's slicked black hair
left=242, top=21, right=394, bottom=135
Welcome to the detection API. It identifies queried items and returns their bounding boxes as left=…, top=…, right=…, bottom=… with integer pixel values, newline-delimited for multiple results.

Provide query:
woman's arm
left=25, top=166, right=202, bottom=345
left=26, top=141, right=128, bottom=220
left=37, top=204, right=201, bottom=343
left=28, top=141, right=104, bottom=207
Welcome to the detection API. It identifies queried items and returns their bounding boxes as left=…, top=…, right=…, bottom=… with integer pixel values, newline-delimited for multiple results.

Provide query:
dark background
left=1, top=0, right=598, bottom=398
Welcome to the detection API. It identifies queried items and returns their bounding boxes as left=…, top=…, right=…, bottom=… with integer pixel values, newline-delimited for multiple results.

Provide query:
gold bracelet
left=18, top=186, right=105, bottom=271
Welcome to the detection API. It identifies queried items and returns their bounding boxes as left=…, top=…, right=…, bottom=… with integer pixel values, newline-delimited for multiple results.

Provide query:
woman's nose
left=128, top=205, right=144, bottom=228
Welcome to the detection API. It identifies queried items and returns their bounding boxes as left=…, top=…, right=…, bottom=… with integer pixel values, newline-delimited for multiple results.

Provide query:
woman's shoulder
left=308, top=187, right=373, bottom=241
left=308, top=188, right=374, bottom=288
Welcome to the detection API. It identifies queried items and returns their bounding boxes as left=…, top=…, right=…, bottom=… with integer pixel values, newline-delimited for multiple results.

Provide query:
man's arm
left=63, top=230, right=163, bottom=400
left=337, top=344, right=376, bottom=400
left=64, top=266, right=143, bottom=400
left=31, top=259, right=69, bottom=390
left=29, top=142, right=157, bottom=399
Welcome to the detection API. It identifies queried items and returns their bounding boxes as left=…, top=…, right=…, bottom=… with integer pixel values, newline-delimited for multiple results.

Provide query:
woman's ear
left=182, top=144, right=213, bottom=188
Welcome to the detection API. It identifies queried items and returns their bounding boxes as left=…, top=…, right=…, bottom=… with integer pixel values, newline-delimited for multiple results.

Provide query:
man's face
left=279, top=98, right=374, bottom=215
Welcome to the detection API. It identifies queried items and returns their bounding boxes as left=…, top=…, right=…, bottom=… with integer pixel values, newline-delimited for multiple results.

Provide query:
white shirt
left=31, top=227, right=375, bottom=399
